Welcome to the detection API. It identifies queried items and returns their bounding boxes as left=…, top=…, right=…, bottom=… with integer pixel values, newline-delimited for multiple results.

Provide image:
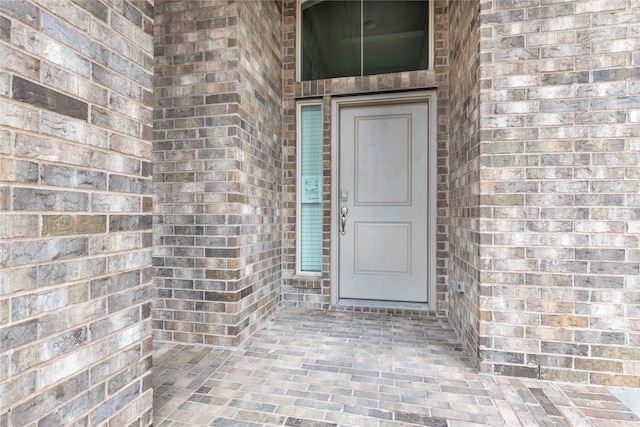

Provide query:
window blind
left=299, top=104, right=323, bottom=273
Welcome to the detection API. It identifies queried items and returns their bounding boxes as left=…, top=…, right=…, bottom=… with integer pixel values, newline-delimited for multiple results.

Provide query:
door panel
left=355, top=116, right=411, bottom=205
left=354, top=222, right=411, bottom=275
left=339, top=102, right=429, bottom=302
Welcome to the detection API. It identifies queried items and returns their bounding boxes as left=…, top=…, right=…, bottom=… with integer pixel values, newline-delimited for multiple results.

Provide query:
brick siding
left=448, top=0, right=483, bottom=366
left=475, top=0, right=640, bottom=385
left=0, top=0, right=154, bottom=425
left=153, top=0, right=283, bottom=346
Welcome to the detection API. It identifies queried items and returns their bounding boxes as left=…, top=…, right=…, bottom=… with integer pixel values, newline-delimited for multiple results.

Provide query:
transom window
left=299, top=0, right=432, bottom=81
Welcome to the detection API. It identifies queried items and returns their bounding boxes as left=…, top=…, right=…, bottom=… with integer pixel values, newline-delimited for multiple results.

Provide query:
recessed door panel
left=355, top=116, right=411, bottom=206
left=354, top=222, right=411, bottom=275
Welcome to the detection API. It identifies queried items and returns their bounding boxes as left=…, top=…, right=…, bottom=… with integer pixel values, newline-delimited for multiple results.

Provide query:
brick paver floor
left=153, top=308, right=640, bottom=426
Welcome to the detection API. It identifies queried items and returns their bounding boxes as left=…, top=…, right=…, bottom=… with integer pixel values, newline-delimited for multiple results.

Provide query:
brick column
left=0, top=0, right=154, bottom=425
left=153, top=0, right=283, bottom=346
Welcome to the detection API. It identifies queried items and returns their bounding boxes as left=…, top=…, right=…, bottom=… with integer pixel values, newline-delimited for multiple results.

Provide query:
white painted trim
left=296, top=100, right=324, bottom=277
left=330, top=91, right=438, bottom=307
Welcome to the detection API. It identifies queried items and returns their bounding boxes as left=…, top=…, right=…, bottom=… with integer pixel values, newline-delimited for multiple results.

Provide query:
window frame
left=296, top=100, right=324, bottom=277
left=296, top=0, right=435, bottom=82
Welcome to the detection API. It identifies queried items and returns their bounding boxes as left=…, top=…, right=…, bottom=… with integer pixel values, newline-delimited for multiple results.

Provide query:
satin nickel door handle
left=340, top=206, right=348, bottom=235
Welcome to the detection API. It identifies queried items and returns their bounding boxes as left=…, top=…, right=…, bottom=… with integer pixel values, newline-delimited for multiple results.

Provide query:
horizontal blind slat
left=299, top=104, right=323, bottom=273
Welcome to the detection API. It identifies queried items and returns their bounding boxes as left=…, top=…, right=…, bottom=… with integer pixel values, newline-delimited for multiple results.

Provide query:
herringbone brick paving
left=153, top=309, right=639, bottom=426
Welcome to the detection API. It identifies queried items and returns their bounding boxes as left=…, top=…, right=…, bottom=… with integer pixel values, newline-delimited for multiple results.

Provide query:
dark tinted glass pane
left=301, top=0, right=361, bottom=81
left=362, top=1, right=429, bottom=76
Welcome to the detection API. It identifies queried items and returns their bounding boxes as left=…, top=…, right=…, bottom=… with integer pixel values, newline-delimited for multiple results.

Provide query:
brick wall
left=0, top=0, right=154, bottom=425
left=477, top=0, right=640, bottom=385
left=281, top=0, right=451, bottom=313
left=153, top=0, right=282, bottom=346
left=447, top=0, right=482, bottom=365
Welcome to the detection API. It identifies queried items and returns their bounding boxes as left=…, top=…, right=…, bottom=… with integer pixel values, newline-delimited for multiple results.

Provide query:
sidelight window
left=297, top=102, right=323, bottom=274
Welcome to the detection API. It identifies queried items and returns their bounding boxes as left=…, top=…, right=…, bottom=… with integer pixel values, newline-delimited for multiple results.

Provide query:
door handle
left=340, top=206, right=348, bottom=235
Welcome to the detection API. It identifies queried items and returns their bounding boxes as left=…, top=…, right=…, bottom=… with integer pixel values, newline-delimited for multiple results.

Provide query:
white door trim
left=330, top=91, right=438, bottom=307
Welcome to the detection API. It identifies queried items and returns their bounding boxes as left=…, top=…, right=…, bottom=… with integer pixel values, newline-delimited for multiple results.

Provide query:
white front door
left=338, top=100, right=430, bottom=303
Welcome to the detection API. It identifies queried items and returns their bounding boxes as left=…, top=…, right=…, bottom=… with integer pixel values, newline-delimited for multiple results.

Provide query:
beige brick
left=592, top=346, right=640, bottom=360
left=42, top=215, right=106, bottom=236
left=590, top=373, right=640, bottom=387
left=525, top=326, right=572, bottom=342
left=575, top=358, right=623, bottom=373
left=0, top=214, right=39, bottom=239
left=541, top=315, right=588, bottom=328
left=540, top=368, right=589, bottom=383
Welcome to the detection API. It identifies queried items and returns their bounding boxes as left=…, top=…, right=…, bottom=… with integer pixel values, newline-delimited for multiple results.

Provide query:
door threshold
left=336, top=298, right=432, bottom=312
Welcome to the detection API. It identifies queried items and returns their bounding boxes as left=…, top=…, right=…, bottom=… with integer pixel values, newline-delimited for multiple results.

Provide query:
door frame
left=330, top=91, right=438, bottom=307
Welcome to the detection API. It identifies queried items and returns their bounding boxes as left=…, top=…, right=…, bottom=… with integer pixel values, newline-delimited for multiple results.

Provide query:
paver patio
left=153, top=308, right=640, bottom=426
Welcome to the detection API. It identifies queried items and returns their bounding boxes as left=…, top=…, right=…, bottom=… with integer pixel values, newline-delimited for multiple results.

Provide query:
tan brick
left=526, top=327, right=572, bottom=342
left=42, top=215, right=107, bottom=236
left=590, top=373, right=640, bottom=387
left=592, top=346, right=640, bottom=360
left=540, top=368, right=589, bottom=383
left=541, top=315, right=589, bottom=328
left=575, top=358, right=623, bottom=373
